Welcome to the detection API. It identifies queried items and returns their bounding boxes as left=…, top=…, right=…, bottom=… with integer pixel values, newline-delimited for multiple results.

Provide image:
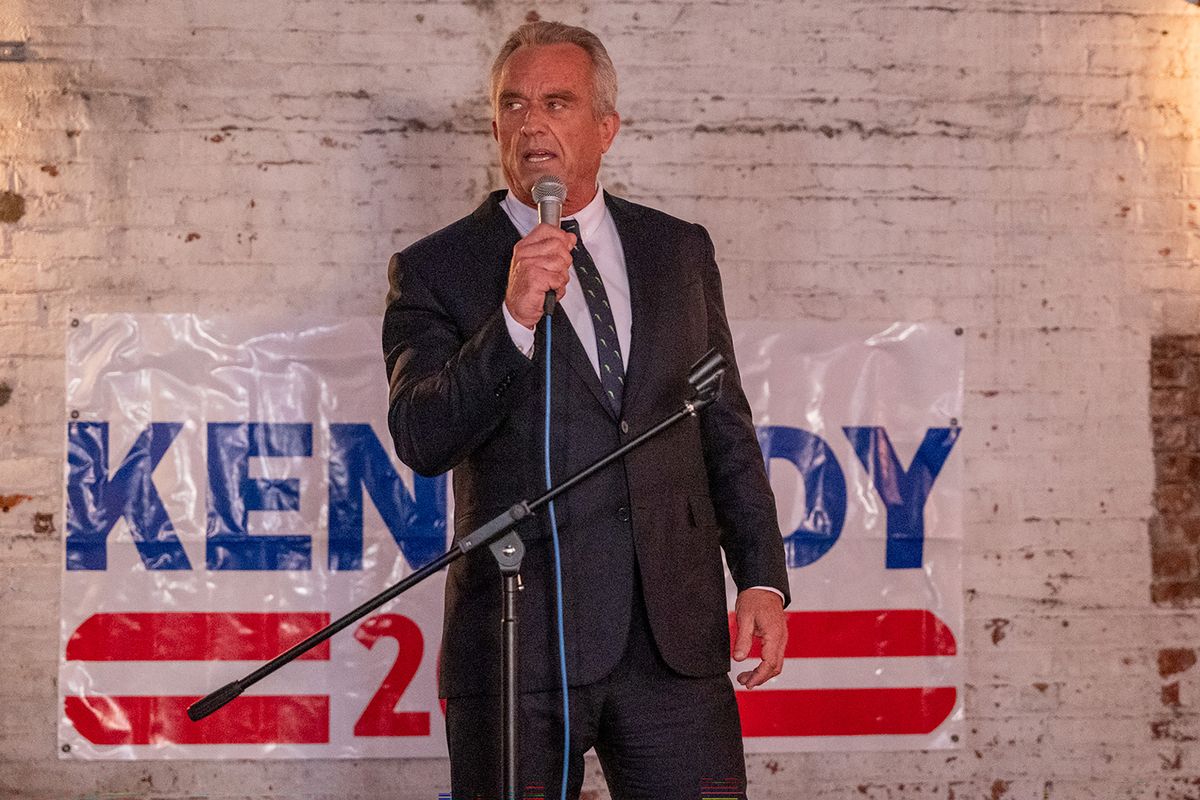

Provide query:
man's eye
left=548, top=100, right=565, bottom=110
left=505, top=101, right=524, bottom=111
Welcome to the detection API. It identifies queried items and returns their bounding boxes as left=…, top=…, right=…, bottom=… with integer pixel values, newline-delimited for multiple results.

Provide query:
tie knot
left=561, top=218, right=581, bottom=236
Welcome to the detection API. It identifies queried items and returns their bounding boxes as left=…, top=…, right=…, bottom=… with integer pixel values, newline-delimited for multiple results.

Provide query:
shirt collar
left=501, top=183, right=607, bottom=241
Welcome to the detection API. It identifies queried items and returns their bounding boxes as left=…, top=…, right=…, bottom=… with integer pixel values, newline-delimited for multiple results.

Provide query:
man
left=383, top=21, right=789, bottom=798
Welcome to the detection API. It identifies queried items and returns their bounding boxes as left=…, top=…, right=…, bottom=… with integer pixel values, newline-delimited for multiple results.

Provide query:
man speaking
left=382, top=20, right=789, bottom=798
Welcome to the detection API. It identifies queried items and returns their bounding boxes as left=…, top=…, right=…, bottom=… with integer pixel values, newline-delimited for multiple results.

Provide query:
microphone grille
left=531, top=175, right=567, bottom=205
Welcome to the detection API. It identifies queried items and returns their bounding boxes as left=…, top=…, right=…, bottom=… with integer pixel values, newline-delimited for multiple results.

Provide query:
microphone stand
left=188, top=350, right=729, bottom=800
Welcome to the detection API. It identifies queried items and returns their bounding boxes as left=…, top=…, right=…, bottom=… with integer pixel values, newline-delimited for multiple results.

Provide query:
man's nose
left=520, top=106, right=547, bottom=135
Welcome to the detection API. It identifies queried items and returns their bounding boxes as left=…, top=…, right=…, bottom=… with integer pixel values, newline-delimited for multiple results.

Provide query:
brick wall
left=2, top=1, right=1199, bottom=797
left=1152, top=336, right=1200, bottom=606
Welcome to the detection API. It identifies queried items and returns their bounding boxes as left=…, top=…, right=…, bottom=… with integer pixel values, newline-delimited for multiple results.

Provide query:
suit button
left=620, top=420, right=629, bottom=434
left=616, top=506, right=629, bottom=522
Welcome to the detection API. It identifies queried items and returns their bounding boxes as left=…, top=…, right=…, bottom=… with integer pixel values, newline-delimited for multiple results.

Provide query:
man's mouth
left=524, top=149, right=557, bottom=164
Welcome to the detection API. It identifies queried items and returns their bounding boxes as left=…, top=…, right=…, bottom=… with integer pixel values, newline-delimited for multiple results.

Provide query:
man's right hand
left=504, top=223, right=576, bottom=329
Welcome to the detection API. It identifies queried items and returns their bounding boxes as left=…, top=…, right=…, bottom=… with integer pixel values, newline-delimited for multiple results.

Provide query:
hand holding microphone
left=504, top=175, right=575, bottom=329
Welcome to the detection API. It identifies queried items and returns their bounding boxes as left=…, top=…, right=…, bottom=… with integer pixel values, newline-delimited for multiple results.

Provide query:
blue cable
left=543, top=314, right=570, bottom=800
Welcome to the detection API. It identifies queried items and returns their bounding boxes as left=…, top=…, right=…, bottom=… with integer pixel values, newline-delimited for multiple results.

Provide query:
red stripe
left=738, top=686, right=956, bottom=736
left=65, top=695, right=329, bottom=745
left=66, top=613, right=331, bottom=662
left=729, top=609, right=956, bottom=659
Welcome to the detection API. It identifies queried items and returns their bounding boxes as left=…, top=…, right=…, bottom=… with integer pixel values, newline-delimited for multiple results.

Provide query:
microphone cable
left=542, top=311, right=570, bottom=800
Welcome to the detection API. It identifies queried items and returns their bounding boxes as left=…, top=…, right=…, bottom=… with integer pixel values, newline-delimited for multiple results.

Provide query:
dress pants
left=445, top=577, right=748, bottom=800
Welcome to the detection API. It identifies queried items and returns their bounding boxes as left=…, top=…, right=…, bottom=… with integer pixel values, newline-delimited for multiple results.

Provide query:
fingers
left=748, top=622, right=785, bottom=688
left=735, top=622, right=784, bottom=689
left=760, top=620, right=787, bottom=673
left=732, top=589, right=788, bottom=689
left=523, top=221, right=576, bottom=248
left=505, top=224, right=576, bottom=328
left=516, top=228, right=575, bottom=261
left=736, top=659, right=776, bottom=690
left=732, top=606, right=755, bottom=662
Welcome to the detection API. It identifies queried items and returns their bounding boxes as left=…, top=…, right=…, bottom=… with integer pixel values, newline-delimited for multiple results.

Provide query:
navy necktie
left=562, top=218, right=624, bottom=416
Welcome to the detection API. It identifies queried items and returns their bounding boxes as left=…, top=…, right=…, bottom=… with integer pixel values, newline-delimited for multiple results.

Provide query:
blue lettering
left=843, top=426, right=960, bottom=569
left=65, top=422, right=191, bottom=570
left=328, top=424, right=447, bottom=571
left=206, top=422, right=313, bottom=570
left=757, top=425, right=846, bottom=568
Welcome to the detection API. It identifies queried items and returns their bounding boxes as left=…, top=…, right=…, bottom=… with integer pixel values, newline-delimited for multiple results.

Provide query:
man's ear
left=599, top=112, right=621, bottom=153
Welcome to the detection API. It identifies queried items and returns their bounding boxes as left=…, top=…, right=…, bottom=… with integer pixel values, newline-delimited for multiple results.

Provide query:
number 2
left=353, top=614, right=430, bottom=736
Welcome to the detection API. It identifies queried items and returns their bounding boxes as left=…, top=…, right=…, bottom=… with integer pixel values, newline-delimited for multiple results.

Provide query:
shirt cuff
left=747, top=585, right=786, bottom=602
left=501, top=301, right=536, bottom=358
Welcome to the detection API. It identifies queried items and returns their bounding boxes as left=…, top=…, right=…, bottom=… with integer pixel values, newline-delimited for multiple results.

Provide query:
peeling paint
left=0, top=381, right=11, bottom=406
left=1160, top=748, right=1183, bottom=771
left=33, top=512, right=54, bottom=534
left=985, top=618, right=1010, bottom=645
left=364, top=118, right=456, bottom=135
left=0, top=191, right=26, bottom=223
left=990, top=779, right=1010, bottom=800
left=1150, top=718, right=1197, bottom=742
left=0, top=493, right=33, bottom=512
left=1158, top=648, right=1197, bottom=677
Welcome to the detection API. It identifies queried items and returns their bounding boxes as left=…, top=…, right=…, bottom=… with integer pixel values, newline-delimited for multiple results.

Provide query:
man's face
left=492, top=43, right=620, bottom=215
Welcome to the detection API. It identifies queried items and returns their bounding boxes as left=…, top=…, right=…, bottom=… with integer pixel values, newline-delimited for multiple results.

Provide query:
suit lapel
left=605, top=193, right=658, bottom=417
left=463, top=191, right=520, bottom=298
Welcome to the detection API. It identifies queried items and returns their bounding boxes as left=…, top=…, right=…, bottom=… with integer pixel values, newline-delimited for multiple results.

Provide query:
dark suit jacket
left=383, top=190, right=789, bottom=698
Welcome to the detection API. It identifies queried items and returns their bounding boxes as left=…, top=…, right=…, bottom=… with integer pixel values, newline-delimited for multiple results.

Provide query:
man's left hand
left=731, top=588, right=787, bottom=689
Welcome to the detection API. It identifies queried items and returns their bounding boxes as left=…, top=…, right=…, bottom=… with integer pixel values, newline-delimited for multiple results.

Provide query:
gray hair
left=489, top=21, right=618, bottom=118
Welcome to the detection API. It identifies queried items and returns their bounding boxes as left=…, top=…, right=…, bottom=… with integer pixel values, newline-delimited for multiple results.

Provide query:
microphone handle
left=537, top=198, right=563, bottom=317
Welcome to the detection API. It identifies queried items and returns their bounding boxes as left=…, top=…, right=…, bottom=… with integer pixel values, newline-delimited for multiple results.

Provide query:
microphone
left=532, top=175, right=567, bottom=317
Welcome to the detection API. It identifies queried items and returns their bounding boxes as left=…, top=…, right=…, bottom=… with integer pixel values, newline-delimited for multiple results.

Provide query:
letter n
left=328, top=424, right=446, bottom=571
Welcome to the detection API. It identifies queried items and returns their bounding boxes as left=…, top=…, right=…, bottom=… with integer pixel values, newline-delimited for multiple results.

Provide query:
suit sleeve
left=693, top=225, right=791, bottom=606
left=382, top=249, right=534, bottom=477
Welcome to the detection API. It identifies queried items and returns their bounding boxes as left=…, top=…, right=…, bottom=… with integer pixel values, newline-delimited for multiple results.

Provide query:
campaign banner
left=60, top=314, right=963, bottom=759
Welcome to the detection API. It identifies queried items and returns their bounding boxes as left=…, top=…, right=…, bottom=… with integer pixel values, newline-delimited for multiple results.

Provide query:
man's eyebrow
left=497, top=88, right=580, bottom=106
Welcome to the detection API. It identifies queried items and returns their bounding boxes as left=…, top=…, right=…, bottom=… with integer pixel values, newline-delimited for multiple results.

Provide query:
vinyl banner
left=60, top=315, right=963, bottom=759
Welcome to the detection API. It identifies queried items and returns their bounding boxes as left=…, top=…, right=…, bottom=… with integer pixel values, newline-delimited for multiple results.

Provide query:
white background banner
left=60, top=315, right=963, bottom=759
